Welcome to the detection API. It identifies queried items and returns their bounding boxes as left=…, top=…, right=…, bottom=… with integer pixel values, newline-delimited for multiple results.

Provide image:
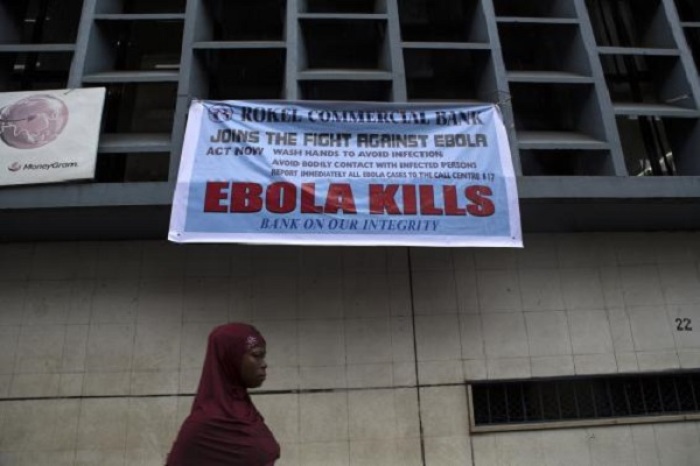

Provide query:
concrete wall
left=1, top=233, right=699, bottom=465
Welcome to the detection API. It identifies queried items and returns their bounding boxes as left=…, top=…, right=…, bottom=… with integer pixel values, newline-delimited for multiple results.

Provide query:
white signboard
left=0, top=88, right=106, bottom=187
left=170, top=100, right=522, bottom=248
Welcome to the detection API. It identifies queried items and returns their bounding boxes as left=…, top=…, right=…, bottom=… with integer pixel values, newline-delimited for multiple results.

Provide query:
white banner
left=0, top=88, right=106, bottom=187
left=170, top=100, right=522, bottom=248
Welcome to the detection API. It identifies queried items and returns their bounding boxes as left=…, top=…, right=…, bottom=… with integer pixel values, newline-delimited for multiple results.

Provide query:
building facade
left=1, top=0, right=700, bottom=465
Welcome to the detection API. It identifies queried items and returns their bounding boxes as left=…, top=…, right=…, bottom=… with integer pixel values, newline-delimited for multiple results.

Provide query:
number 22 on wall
left=675, top=318, right=693, bottom=331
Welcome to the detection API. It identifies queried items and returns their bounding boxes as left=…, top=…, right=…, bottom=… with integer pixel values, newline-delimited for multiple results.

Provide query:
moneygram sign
left=0, top=88, right=105, bottom=187
left=169, top=100, right=522, bottom=248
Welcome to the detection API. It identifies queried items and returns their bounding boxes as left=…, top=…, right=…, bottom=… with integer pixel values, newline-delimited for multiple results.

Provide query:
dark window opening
left=99, top=83, right=177, bottom=133
left=601, top=54, right=695, bottom=109
left=472, top=372, right=700, bottom=427
left=585, top=0, right=674, bottom=48
left=492, top=0, right=576, bottom=18
left=510, top=83, right=598, bottom=134
left=203, top=0, right=286, bottom=41
left=123, top=0, right=186, bottom=14
left=499, top=23, right=590, bottom=76
left=618, top=116, right=677, bottom=176
left=665, top=118, right=700, bottom=175
left=675, top=0, right=700, bottom=22
left=404, top=49, right=493, bottom=101
left=95, top=153, right=170, bottom=183
left=520, top=150, right=614, bottom=176
left=301, top=20, right=389, bottom=70
left=0, top=0, right=84, bottom=44
left=195, top=49, right=286, bottom=100
left=0, top=52, right=71, bottom=91
left=300, top=80, right=392, bottom=101
left=303, top=0, right=383, bottom=13
left=398, top=0, right=487, bottom=43
left=96, top=0, right=186, bottom=14
left=91, top=20, right=183, bottom=72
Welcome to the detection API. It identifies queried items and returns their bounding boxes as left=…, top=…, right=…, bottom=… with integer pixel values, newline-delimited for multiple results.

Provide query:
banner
left=0, top=88, right=105, bottom=187
left=170, top=101, right=521, bottom=247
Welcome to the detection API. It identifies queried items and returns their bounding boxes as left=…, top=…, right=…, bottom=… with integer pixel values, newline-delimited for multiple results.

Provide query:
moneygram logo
left=0, top=94, right=69, bottom=150
left=6, top=161, right=78, bottom=172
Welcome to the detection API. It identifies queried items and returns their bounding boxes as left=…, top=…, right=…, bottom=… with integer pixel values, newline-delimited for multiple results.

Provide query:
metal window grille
left=471, top=372, right=700, bottom=427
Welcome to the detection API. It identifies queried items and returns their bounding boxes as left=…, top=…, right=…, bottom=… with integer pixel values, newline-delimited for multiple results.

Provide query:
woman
left=167, top=323, right=280, bottom=465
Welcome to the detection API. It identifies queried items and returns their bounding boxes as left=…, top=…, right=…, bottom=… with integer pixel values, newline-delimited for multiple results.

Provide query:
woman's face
left=240, top=345, right=267, bottom=388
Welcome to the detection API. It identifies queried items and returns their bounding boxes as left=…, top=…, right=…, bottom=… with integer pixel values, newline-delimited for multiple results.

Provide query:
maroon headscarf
left=167, top=323, right=280, bottom=466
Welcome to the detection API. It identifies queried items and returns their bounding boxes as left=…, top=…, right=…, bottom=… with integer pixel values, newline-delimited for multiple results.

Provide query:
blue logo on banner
left=207, top=105, right=234, bottom=123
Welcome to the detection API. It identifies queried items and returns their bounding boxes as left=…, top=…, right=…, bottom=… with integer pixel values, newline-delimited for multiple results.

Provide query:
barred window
left=471, top=372, right=700, bottom=430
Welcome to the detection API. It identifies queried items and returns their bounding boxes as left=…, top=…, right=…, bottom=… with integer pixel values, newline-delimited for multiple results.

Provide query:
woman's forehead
left=245, top=334, right=265, bottom=351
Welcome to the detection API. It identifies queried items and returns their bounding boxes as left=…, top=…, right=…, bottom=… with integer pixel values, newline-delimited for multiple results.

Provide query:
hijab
left=167, top=323, right=280, bottom=466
